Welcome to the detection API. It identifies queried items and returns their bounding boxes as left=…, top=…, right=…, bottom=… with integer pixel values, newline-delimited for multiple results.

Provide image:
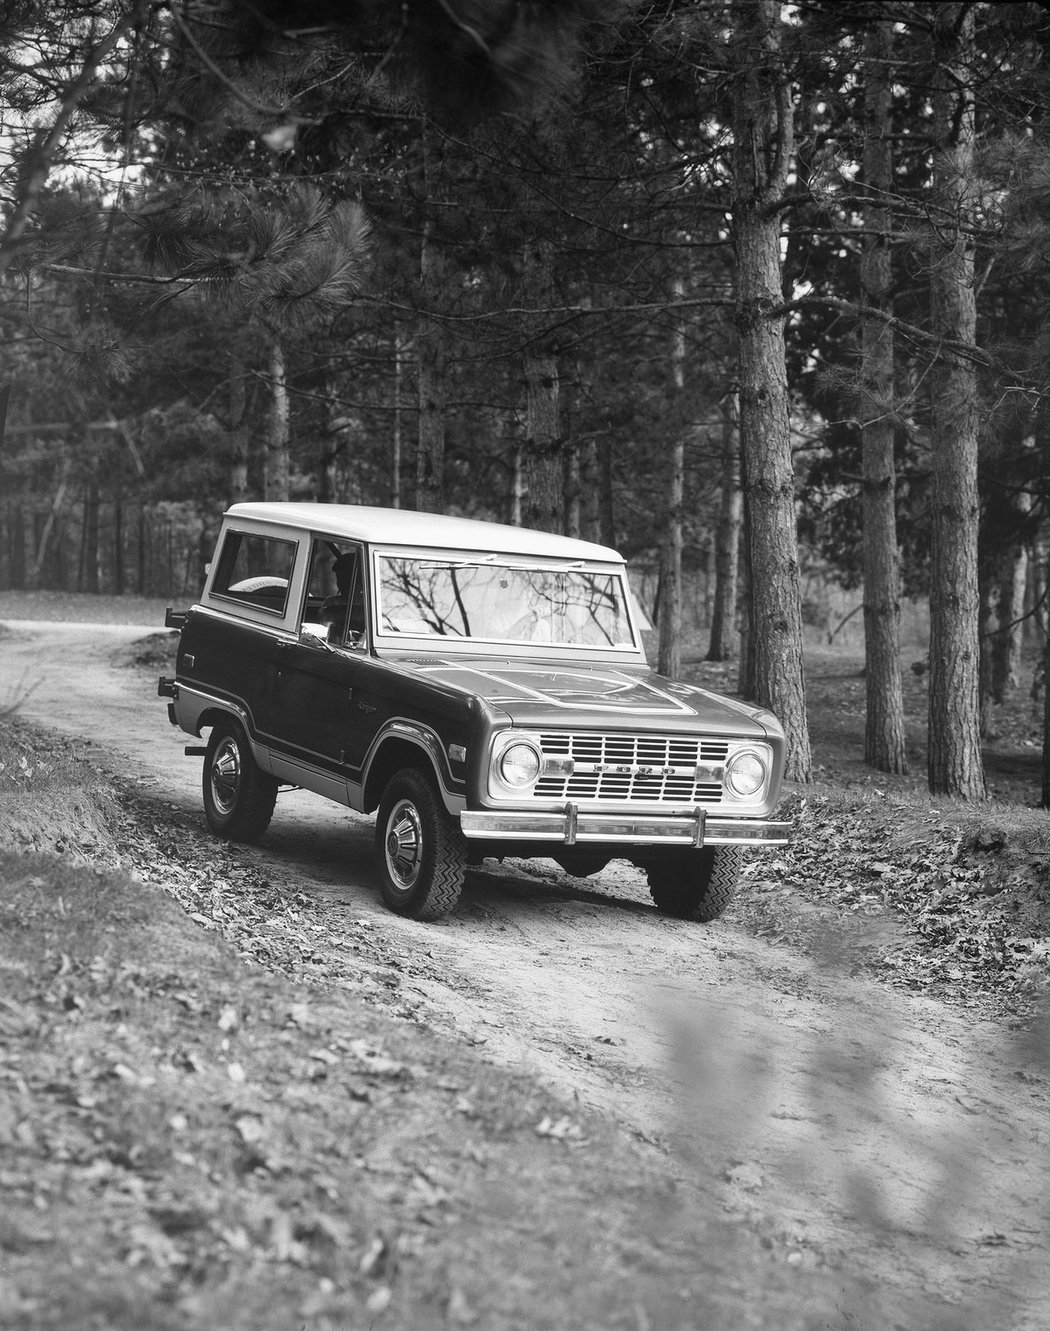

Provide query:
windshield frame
left=369, top=545, right=645, bottom=659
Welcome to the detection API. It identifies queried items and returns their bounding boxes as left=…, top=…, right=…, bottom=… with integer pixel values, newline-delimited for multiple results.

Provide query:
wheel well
left=364, top=739, right=441, bottom=814
left=196, top=707, right=241, bottom=737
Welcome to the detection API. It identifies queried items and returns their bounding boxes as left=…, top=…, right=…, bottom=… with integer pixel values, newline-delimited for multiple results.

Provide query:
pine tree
left=926, top=2, right=985, bottom=800
left=730, top=0, right=811, bottom=781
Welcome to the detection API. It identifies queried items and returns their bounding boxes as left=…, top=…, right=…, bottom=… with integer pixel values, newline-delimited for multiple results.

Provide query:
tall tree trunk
left=736, top=503, right=754, bottom=698
left=991, top=461, right=1032, bottom=702
left=228, top=348, right=250, bottom=505
left=927, top=3, right=984, bottom=799
left=509, top=441, right=525, bottom=526
left=23, top=502, right=40, bottom=591
left=137, top=506, right=146, bottom=595
left=319, top=381, right=342, bottom=502
left=81, top=468, right=100, bottom=594
left=1043, top=575, right=1050, bottom=810
left=1031, top=527, right=1049, bottom=644
left=597, top=436, right=616, bottom=549
left=391, top=333, right=404, bottom=508
left=991, top=540, right=1028, bottom=701
left=582, top=437, right=600, bottom=543
left=21, top=504, right=35, bottom=590
left=113, top=496, right=124, bottom=595
left=416, top=120, right=447, bottom=513
left=28, top=457, right=71, bottom=590
left=1043, top=546, right=1050, bottom=809
left=265, top=334, right=290, bottom=502
left=707, top=395, right=742, bottom=661
left=523, top=238, right=562, bottom=533
left=860, top=17, right=908, bottom=774
left=730, top=0, right=811, bottom=781
left=658, top=282, right=687, bottom=678
left=563, top=444, right=581, bottom=538
left=978, top=555, right=997, bottom=738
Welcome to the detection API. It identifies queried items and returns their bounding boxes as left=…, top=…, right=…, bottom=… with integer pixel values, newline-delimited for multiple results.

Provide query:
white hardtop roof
left=225, top=502, right=624, bottom=563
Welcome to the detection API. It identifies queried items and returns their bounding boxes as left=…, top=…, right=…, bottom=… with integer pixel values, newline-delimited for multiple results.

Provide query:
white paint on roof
left=225, top=502, right=623, bottom=562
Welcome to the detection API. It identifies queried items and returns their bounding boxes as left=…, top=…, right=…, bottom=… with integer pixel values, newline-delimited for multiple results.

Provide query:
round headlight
left=499, top=742, right=541, bottom=788
left=725, top=750, right=767, bottom=798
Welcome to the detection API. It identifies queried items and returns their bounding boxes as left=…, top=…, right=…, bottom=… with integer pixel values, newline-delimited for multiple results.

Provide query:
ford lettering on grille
left=534, top=732, right=729, bottom=805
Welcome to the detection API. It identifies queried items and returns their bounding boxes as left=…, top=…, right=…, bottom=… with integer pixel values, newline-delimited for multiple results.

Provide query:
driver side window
left=305, top=540, right=366, bottom=648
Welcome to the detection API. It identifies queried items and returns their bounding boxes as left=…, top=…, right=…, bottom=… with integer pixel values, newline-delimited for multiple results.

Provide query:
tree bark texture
left=927, top=3, right=985, bottom=799
left=658, top=282, right=687, bottom=678
left=597, top=437, right=616, bottom=549
left=707, top=395, right=742, bottom=661
left=391, top=334, right=404, bottom=508
left=29, top=457, right=70, bottom=591
left=1044, top=574, right=1050, bottom=809
left=81, top=468, right=100, bottom=594
left=228, top=349, right=250, bottom=505
left=860, top=18, right=908, bottom=774
left=523, top=238, right=562, bottom=534
left=265, top=334, right=290, bottom=502
left=988, top=442, right=1032, bottom=702
left=563, top=443, right=581, bottom=538
left=730, top=0, right=811, bottom=781
left=581, top=438, right=600, bottom=544
left=319, top=380, right=344, bottom=503
left=991, top=538, right=1028, bottom=701
left=416, top=121, right=447, bottom=514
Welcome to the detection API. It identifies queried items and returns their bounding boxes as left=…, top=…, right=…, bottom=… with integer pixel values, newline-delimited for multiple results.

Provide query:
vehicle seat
left=320, top=597, right=346, bottom=628
left=320, top=590, right=365, bottom=641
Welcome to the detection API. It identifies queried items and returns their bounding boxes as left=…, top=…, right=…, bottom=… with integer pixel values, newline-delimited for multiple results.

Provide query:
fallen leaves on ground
left=741, top=792, right=1050, bottom=1013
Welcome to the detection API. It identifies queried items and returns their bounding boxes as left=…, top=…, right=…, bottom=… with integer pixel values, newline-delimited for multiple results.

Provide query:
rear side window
left=211, top=530, right=297, bottom=615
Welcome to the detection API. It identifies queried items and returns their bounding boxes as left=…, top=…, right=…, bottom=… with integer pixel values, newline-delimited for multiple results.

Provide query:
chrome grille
left=534, top=732, right=728, bottom=805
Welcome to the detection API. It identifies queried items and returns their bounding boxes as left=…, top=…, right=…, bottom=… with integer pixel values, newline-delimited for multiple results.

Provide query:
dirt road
left=3, top=619, right=1049, bottom=1330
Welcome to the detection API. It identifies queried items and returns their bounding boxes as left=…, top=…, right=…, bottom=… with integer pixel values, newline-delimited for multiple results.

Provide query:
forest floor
left=1, top=592, right=1049, bottom=1331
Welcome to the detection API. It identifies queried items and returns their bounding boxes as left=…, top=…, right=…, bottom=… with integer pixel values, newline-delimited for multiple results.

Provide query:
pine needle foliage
left=136, top=183, right=371, bottom=326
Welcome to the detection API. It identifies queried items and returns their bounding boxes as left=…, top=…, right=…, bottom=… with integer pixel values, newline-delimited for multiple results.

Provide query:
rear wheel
left=375, top=768, right=465, bottom=921
left=202, top=720, right=277, bottom=842
left=645, top=846, right=742, bottom=922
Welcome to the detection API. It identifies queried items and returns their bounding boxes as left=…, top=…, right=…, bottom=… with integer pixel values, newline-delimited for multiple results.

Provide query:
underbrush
left=739, top=789, right=1050, bottom=1015
left=0, top=719, right=120, bottom=864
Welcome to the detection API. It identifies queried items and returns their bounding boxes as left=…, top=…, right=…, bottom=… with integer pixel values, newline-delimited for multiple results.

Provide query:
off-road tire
left=375, top=767, right=466, bottom=921
left=645, top=846, right=742, bottom=922
left=202, top=720, right=278, bottom=843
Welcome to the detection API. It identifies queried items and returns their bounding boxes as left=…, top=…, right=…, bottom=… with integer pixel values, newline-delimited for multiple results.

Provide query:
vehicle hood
left=391, top=655, right=780, bottom=737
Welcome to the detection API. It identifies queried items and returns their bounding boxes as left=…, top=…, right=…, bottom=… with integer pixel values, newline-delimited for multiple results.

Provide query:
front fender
left=361, top=720, right=468, bottom=815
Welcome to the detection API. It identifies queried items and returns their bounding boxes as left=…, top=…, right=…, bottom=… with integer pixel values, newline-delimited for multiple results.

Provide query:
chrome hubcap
left=385, top=799, right=423, bottom=890
left=210, top=737, right=241, bottom=815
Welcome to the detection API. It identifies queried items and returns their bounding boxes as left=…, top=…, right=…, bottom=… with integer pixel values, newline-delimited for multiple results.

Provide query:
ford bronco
left=159, top=502, right=791, bottom=921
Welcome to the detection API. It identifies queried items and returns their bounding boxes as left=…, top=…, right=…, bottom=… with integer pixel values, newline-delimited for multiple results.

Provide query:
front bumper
left=460, top=804, right=791, bottom=848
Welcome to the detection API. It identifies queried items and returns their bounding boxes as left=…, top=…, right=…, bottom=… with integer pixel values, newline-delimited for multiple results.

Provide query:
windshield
left=376, top=555, right=636, bottom=649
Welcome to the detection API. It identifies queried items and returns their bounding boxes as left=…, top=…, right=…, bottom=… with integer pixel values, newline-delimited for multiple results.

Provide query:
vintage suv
left=159, top=502, right=790, bottom=922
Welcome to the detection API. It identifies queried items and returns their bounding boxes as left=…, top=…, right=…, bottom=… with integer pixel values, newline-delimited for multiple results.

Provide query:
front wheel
left=202, top=720, right=278, bottom=842
left=375, top=768, right=466, bottom=921
left=644, top=846, right=742, bottom=923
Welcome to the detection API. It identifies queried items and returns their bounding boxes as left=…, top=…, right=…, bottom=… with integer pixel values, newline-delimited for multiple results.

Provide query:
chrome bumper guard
left=460, top=804, right=791, bottom=848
